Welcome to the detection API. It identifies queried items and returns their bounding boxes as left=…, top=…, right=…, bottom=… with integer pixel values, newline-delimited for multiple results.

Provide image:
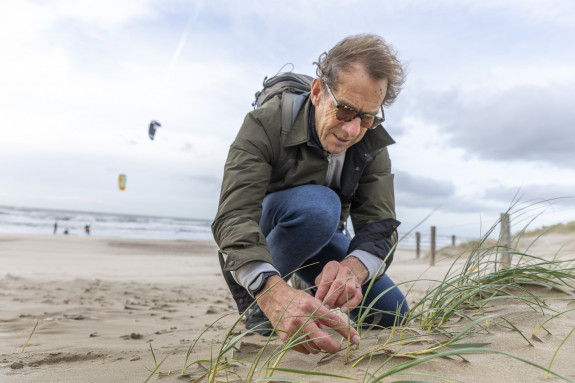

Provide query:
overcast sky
left=1, top=0, right=574, bottom=239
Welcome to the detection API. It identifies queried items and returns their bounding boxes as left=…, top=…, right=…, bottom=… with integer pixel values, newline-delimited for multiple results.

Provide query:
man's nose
left=341, top=117, right=362, bottom=138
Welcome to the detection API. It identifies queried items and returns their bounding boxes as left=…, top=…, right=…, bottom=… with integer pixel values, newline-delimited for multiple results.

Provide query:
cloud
left=3, top=0, right=575, bottom=236
left=395, top=170, right=455, bottom=198
left=394, top=170, right=490, bottom=213
left=468, top=0, right=575, bottom=28
left=405, top=84, right=575, bottom=169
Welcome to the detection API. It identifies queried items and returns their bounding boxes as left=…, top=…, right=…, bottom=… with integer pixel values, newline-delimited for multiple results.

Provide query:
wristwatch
left=248, top=271, right=279, bottom=297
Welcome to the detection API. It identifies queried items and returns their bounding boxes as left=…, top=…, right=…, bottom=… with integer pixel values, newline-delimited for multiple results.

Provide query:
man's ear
left=310, top=78, right=322, bottom=107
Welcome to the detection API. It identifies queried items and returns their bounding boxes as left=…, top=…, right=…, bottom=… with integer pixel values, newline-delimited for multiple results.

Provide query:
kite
left=148, top=120, right=161, bottom=140
left=118, top=174, right=127, bottom=191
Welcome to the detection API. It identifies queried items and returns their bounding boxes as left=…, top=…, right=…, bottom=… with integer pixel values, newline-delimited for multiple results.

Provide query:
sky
left=1, top=0, right=575, bottom=240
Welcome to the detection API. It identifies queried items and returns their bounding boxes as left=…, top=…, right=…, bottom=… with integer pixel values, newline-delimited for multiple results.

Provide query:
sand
left=1, top=233, right=574, bottom=382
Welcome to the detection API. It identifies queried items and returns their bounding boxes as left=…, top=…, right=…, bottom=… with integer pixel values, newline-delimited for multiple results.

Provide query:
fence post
left=415, top=232, right=421, bottom=259
left=452, top=235, right=456, bottom=246
left=500, top=213, right=511, bottom=267
left=430, top=226, right=436, bottom=266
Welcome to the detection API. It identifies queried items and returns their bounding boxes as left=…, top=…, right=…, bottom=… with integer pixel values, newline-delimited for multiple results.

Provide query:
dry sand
left=1, top=233, right=574, bottom=382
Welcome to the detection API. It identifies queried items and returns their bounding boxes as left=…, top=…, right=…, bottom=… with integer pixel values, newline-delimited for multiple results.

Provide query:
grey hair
left=314, top=34, right=406, bottom=106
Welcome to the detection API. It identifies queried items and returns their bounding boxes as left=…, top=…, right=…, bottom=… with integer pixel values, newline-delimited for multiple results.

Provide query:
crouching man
left=212, top=33, right=408, bottom=355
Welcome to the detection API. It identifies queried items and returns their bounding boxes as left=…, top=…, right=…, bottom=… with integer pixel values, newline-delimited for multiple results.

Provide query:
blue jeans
left=259, top=185, right=409, bottom=327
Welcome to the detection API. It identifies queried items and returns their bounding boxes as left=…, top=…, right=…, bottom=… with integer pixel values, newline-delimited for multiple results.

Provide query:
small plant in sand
left=343, top=205, right=575, bottom=382
left=145, top=203, right=575, bottom=382
left=21, top=319, right=39, bottom=353
left=407, top=224, right=575, bottom=330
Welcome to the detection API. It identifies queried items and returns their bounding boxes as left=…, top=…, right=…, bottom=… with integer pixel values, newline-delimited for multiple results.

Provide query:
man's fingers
left=321, top=279, right=345, bottom=308
left=278, top=321, right=318, bottom=355
left=315, top=273, right=337, bottom=303
left=334, top=282, right=362, bottom=310
left=315, top=261, right=341, bottom=302
left=332, top=279, right=355, bottom=308
left=314, top=281, right=330, bottom=304
left=348, top=291, right=364, bottom=311
left=317, top=310, right=360, bottom=347
left=287, top=309, right=359, bottom=355
left=291, top=344, right=310, bottom=354
left=340, top=291, right=363, bottom=313
left=320, top=275, right=362, bottom=312
left=260, top=281, right=360, bottom=355
left=277, top=330, right=289, bottom=343
left=302, top=322, right=341, bottom=354
left=289, top=328, right=322, bottom=354
left=302, top=335, right=322, bottom=354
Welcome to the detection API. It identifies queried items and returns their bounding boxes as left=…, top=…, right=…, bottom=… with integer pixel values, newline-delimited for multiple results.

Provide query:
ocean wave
left=0, top=205, right=213, bottom=240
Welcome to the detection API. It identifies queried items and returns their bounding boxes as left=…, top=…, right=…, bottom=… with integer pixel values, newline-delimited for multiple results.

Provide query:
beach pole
left=415, top=232, right=421, bottom=259
left=430, top=226, right=436, bottom=266
left=452, top=235, right=456, bottom=246
left=500, top=213, right=511, bottom=267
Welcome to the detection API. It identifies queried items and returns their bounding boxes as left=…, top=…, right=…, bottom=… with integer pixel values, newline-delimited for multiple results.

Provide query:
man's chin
left=321, top=136, right=351, bottom=154
left=326, top=143, right=349, bottom=155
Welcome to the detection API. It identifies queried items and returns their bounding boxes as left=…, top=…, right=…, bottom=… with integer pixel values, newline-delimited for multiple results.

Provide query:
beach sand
left=1, top=233, right=574, bottom=382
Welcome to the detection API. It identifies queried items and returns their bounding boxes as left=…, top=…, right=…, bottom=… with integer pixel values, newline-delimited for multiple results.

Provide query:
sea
left=0, top=205, right=460, bottom=248
left=0, top=205, right=213, bottom=240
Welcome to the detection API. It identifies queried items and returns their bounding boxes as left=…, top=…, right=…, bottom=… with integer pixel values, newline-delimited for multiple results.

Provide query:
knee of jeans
left=295, top=186, right=341, bottom=226
left=300, top=185, right=341, bottom=220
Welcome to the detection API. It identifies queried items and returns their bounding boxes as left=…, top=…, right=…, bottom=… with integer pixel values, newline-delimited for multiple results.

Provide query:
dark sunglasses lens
left=335, top=105, right=383, bottom=129
left=335, top=107, right=356, bottom=122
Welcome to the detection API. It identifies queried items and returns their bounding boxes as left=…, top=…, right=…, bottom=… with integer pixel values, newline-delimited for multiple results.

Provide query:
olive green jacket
left=212, top=95, right=399, bottom=312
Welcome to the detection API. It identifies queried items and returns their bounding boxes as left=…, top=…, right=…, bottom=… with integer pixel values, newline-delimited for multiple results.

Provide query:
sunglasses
left=323, top=81, right=385, bottom=130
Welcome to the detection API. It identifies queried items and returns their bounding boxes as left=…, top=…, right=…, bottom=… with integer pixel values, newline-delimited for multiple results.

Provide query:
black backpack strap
left=270, top=92, right=307, bottom=183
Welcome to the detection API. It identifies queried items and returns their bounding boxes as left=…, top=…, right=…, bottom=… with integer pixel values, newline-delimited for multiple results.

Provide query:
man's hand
left=314, top=258, right=368, bottom=314
left=256, top=276, right=360, bottom=355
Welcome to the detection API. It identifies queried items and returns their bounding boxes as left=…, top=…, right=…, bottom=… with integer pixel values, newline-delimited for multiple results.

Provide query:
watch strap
left=247, top=271, right=279, bottom=298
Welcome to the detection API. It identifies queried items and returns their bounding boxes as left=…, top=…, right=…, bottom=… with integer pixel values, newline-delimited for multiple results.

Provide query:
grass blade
left=546, top=326, right=575, bottom=379
left=264, top=367, right=356, bottom=380
left=21, top=319, right=39, bottom=353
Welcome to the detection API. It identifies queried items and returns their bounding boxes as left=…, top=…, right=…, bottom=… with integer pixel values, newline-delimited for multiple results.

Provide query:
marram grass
left=143, top=206, right=575, bottom=382
left=20, top=319, right=39, bottom=353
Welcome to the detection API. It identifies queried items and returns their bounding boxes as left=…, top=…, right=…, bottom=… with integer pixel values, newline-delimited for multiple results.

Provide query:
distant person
left=212, top=34, right=408, bottom=355
left=53, top=221, right=58, bottom=234
left=85, top=225, right=91, bottom=235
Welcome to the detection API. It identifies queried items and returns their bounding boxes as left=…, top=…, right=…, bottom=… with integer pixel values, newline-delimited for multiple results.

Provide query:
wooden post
left=415, top=232, right=421, bottom=259
left=500, top=213, right=511, bottom=267
left=430, top=226, right=436, bottom=266
left=452, top=235, right=456, bottom=246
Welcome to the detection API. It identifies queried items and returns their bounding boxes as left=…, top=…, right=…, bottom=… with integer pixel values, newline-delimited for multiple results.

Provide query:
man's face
left=311, top=62, right=388, bottom=154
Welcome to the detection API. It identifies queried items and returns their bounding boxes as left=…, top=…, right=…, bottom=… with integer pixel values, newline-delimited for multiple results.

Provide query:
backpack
left=252, top=71, right=314, bottom=183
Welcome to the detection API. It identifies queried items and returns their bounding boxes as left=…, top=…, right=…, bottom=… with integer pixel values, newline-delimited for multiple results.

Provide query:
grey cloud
left=395, top=170, right=455, bottom=197
left=394, top=170, right=488, bottom=213
left=404, top=84, right=575, bottom=168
